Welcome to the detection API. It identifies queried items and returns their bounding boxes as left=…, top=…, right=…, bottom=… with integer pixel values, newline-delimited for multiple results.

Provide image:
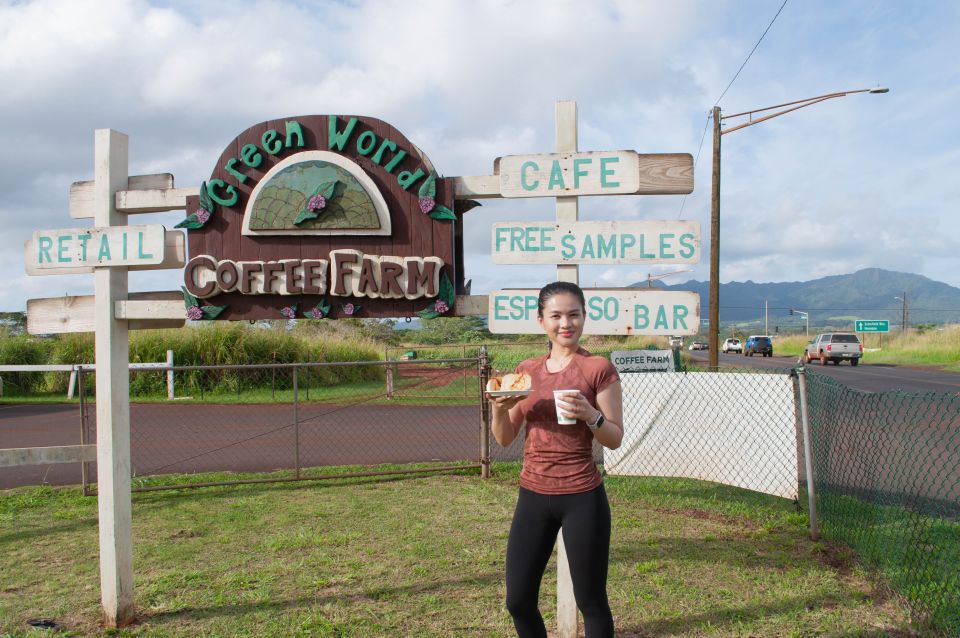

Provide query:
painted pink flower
left=196, top=208, right=211, bottom=224
left=308, top=195, right=327, bottom=212
left=343, top=303, right=356, bottom=315
left=434, top=300, right=449, bottom=314
left=418, top=196, right=435, bottom=214
left=281, top=306, right=296, bottom=319
left=309, top=308, right=324, bottom=319
left=186, top=305, right=204, bottom=320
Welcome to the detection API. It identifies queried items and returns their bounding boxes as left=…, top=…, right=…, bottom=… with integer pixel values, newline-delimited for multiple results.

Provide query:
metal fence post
left=479, top=345, right=491, bottom=479
left=78, top=366, right=91, bottom=496
left=796, top=365, right=819, bottom=540
left=166, top=350, right=174, bottom=401
left=293, top=366, right=300, bottom=479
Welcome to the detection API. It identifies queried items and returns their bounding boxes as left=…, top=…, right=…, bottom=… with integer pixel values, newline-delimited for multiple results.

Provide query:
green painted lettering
left=371, top=138, right=398, bottom=165
left=560, top=234, right=576, bottom=259
left=137, top=232, right=153, bottom=260
left=207, top=179, right=238, bottom=207
left=57, top=235, right=71, bottom=263
left=673, top=305, right=689, bottom=330
left=262, top=129, right=282, bottom=155
left=572, top=157, right=592, bottom=188
left=654, top=305, right=669, bottom=330
left=98, top=234, right=111, bottom=260
left=397, top=168, right=425, bottom=191
left=521, top=161, right=540, bottom=190
left=525, top=295, right=538, bottom=319
left=580, top=235, right=596, bottom=259
left=383, top=149, right=407, bottom=173
left=540, top=227, right=555, bottom=252
left=633, top=304, right=649, bottom=330
left=600, top=156, right=620, bottom=187
left=638, top=234, right=655, bottom=259
left=620, top=233, right=636, bottom=255
left=241, top=143, right=263, bottom=168
left=659, top=233, right=675, bottom=259
left=494, top=226, right=510, bottom=252
left=224, top=158, right=249, bottom=184
left=328, top=115, right=359, bottom=151
left=494, top=296, right=509, bottom=321
left=37, top=236, right=52, bottom=263
left=587, top=296, right=604, bottom=321
left=356, top=130, right=377, bottom=156
left=122, top=232, right=127, bottom=260
left=524, top=227, right=538, bottom=252
left=284, top=120, right=305, bottom=149
left=678, top=233, right=696, bottom=259
left=510, top=227, right=524, bottom=252
left=548, top=160, right=565, bottom=190
left=77, top=233, right=91, bottom=261
left=597, top=233, right=616, bottom=259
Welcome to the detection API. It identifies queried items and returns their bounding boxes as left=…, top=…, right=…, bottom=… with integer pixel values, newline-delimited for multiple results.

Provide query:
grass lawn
left=0, top=465, right=928, bottom=637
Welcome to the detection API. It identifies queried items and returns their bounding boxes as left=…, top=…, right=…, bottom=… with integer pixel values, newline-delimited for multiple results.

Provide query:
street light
left=894, top=293, right=908, bottom=333
left=790, top=308, right=810, bottom=336
left=708, top=87, right=888, bottom=369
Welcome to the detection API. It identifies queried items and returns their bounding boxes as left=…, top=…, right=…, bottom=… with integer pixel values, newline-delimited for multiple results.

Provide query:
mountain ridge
left=632, top=268, right=960, bottom=329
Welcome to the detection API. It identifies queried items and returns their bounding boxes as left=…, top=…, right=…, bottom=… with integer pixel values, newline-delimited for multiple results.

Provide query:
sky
left=1, top=0, right=958, bottom=313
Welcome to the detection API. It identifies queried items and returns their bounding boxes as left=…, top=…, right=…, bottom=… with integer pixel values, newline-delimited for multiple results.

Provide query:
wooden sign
left=26, top=225, right=168, bottom=270
left=496, top=152, right=693, bottom=198
left=181, top=115, right=462, bottom=321
left=24, top=229, right=185, bottom=275
left=491, top=220, right=700, bottom=265
left=488, top=289, right=700, bottom=336
left=26, top=291, right=185, bottom=334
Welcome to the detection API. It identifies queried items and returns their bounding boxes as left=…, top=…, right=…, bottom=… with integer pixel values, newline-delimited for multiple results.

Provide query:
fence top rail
left=131, top=358, right=480, bottom=372
left=0, top=363, right=169, bottom=373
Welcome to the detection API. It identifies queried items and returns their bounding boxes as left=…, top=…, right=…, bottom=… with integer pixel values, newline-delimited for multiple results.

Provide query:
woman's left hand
left=554, top=390, right=599, bottom=423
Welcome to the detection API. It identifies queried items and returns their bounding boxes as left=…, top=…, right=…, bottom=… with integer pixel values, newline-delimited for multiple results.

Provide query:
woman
left=488, top=281, right=624, bottom=638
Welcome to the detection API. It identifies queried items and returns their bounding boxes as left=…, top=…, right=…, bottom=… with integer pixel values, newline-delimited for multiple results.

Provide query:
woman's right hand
left=486, top=394, right=525, bottom=412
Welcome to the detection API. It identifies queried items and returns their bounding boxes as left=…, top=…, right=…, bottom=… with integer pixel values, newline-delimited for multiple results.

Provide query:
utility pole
left=902, top=291, right=908, bottom=334
left=708, top=106, right=721, bottom=370
left=765, top=299, right=768, bottom=335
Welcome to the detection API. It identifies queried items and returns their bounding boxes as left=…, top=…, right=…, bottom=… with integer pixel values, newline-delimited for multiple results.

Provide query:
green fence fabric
left=804, top=368, right=960, bottom=634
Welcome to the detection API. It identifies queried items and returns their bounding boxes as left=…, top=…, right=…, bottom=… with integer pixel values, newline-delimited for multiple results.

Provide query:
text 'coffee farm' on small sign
left=491, top=220, right=700, bottom=265
left=610, top=349, right=677, bottom=373
left=488, top=289, right=699, bottom=336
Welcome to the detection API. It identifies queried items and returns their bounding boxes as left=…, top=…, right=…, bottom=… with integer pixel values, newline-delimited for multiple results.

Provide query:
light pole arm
left=721, top=87, right=887, bottom=136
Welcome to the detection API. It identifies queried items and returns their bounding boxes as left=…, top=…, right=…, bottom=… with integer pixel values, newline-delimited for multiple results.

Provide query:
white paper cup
left=553, top=390, right=578, bottom=424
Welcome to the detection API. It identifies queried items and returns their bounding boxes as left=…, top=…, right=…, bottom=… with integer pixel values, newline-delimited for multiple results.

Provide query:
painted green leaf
left=174, top=214, right=204, bottom=230
left=319, top=299, right=331, bottom=314
left=201, top=305, right=227, bottom=320
left=419, top=172, right=437, bottom=199
left=199, top=180, right=215, bottom=214
left=429, top=205, right=456, bottom=221
left=439, top=272, right=455, bottom=306
left=180, top=286, right=199, bottom=310
left=319, top=179, right=339, bottom=200
left=294, top=209, right=319, bottom=225
left=417, top=308, right=441, bottom=321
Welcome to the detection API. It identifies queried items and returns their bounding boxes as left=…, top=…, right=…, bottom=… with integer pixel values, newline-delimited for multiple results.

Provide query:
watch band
left=588, top=412, right=605, bottom=430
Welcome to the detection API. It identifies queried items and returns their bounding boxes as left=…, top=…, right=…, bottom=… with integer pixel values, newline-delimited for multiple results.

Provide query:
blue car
left=743, top=335, right=773, bottom=357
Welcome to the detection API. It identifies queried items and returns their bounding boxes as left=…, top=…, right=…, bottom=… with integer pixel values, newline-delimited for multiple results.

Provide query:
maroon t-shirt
left=512, top=348, right=620, bottom=495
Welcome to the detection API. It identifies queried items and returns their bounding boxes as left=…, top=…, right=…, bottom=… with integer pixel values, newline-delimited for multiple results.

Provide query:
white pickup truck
left=804, top=333, right=863, bottom=366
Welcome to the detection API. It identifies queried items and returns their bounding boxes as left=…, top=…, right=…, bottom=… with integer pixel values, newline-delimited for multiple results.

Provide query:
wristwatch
left=588, top=412, right=605, bottom=430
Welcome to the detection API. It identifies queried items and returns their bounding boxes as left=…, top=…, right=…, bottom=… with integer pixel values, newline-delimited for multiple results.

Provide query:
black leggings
left=505, top=484, right=614, bottom=638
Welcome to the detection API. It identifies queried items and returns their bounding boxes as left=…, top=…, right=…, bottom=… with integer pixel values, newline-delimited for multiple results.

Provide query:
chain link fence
left=70, top=358, right=485, bottom=492
left=803, top=367, right=960, bottom=635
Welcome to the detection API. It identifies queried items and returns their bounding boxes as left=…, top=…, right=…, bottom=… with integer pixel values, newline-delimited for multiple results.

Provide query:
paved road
left=687, top=350, right=960, bottom=394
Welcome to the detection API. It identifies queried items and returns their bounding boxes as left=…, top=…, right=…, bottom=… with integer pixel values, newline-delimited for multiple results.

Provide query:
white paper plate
left=486, top=389, right=531, bottom=397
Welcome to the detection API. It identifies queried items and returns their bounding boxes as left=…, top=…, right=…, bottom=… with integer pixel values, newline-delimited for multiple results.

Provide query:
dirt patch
left=654, top=506, right=760, bottom=531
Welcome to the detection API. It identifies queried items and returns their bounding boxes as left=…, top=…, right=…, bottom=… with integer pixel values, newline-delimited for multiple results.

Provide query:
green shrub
left=0, top=336, right=51, bottom=395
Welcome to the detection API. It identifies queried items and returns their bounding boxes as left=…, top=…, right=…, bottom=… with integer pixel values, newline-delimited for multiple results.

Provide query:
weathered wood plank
left=636, top=153, right=694, bottom=194
left=27, top=291, right=185, bottom=334
left=24, top=230, right=186, bottom=275
left=451, top=294, right=487, bottom=317
left=498, top=150, right=640, bottom=198
left=116, top=187, right=197, bottom=213
left=70, top=173, right=175, bottom=218
left=0, top=444, right=97, bottom=468
left=451, top=175, right=501, bottom=200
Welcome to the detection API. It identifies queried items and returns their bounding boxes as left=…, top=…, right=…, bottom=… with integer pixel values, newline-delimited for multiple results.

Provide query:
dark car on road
left=743, top=335, right=773, bottom=357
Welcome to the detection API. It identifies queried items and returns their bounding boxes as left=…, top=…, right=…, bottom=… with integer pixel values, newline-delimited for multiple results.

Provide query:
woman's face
left=537, top=292, right=585, bottom=349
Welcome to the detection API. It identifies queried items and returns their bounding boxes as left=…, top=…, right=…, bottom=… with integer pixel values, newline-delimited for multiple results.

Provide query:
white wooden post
left=93, top=129, right=135, bottom=627
left=67, top=369, right=78, bottom=399
left=166, top=349, right=174, bottom=401
left=554, top=100, right=580, bottom=638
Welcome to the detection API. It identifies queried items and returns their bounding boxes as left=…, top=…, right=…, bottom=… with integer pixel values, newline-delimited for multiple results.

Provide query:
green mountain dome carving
left=248, top=160, right=381, bottom=231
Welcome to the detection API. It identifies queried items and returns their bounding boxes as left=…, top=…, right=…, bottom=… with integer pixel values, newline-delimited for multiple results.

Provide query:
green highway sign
left=855, top=319, right=889, bottom=333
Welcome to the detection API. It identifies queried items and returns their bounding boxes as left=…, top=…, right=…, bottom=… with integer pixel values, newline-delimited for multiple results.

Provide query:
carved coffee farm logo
left=179, top=115, right=462, bottom=321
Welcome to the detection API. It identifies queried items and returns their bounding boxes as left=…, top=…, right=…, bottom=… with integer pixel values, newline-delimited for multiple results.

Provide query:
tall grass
left=0, top=336, right=51, bottom=394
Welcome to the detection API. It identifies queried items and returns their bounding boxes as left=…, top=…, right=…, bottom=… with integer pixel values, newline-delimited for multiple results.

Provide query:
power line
left=714, top=0, right=790, bottom=107
left=678, top=0, right=789, bottom=219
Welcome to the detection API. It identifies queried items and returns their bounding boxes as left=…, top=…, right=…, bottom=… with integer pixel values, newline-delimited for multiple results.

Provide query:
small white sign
left=28, top=225, right=166, bottom=269
left=492, top=220, right=700, bottom=265
left=488, top=289, right=700, bottom=336
left=610, top=350, right=676, bottom=373
left=498, top=151, right=639, bottom=198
